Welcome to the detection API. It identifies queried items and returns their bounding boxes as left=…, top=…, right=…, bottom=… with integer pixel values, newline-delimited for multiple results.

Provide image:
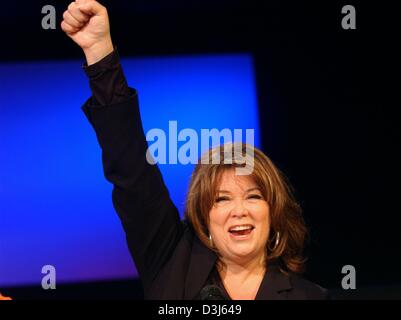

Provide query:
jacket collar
left=255, top=261, right=293, bottom=299
left=184, top=234, right=217, bottom=299
left=184, top=235, right=293, bottom=300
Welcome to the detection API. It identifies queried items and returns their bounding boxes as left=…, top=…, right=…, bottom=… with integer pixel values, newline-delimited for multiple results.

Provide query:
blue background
left=0, top=54, right=260, bottom=286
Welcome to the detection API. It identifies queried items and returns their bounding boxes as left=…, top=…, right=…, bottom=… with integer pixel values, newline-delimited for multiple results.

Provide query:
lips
left=228, top=224, right=255, bottom=236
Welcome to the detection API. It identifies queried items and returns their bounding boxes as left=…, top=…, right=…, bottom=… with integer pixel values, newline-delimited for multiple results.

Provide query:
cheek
left=259, top=209, right=270, bottom=225
left=252, top=204, right=271, bottom=231
left=209, top=208, right=229, bottom=233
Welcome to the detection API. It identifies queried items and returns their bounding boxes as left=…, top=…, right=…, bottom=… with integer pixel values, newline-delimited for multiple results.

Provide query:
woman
left=61, top=0, right=328, bottom=299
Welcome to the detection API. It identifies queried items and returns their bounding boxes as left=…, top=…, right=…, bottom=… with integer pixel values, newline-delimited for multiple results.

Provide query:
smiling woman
left=61, top=0, right=328, bottom=300
left=185, top=144, right=308, bottom=299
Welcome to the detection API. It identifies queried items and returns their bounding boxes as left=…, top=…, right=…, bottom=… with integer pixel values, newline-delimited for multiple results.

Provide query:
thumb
left=78, top=1, right=105, bottom=16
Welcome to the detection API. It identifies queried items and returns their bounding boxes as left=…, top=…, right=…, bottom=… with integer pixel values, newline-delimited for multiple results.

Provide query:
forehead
left=216, top=168, right=258, bottom=191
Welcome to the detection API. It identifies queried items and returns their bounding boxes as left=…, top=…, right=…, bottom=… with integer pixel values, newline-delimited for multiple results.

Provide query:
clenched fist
left=61, top=0, right=114, bottom=65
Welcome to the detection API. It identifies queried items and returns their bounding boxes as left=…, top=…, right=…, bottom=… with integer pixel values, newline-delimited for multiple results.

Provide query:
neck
left=217, top=253, right=266, bottom=280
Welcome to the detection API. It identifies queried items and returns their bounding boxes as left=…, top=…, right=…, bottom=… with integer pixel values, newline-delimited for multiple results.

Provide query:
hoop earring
left=274, top=232, right=280, bottom=249
left=269, top=231, right=280, bottom=251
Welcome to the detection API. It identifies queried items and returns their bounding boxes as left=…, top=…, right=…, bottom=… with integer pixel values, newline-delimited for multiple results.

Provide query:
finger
left=63, top=11, right=83, bottom=28
left=77, top=1, right=106, bottom=16
left=68, top=2, right=90, bottom=24
left=0, top=296, right=12, bottom=300
left=61, top=20, right=80, bottom=34
left=75, top=0, right=95, bottom=5
left=0, top=292, right=12, bottom=300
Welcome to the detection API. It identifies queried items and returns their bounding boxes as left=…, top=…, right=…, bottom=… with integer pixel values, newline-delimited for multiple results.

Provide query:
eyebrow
left=217, top=187, right=261, bottom=194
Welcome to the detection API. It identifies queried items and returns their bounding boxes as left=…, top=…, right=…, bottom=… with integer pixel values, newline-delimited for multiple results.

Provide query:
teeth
left=230, top=225, right=253, bottom=232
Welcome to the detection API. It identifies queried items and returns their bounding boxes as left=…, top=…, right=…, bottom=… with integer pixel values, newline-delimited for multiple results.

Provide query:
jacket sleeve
left=81, top=89, right=183, bottom=286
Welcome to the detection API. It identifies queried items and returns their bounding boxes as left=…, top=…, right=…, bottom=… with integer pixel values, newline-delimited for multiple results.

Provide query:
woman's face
left=209, top=168, right=270, bottom=264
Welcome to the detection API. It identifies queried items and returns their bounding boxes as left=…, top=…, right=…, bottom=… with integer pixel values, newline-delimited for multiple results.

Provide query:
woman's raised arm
left=61, top=0, right=184, bottom=286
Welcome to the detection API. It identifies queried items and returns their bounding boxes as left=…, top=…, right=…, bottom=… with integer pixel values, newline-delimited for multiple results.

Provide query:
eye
left=247, top=194, right=262, bottom=200
left=215, top=196, right=230, bottom=203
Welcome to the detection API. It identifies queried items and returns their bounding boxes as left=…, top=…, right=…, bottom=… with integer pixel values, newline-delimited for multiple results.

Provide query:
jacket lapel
left=184, top=235, right=293, bottom=300
left=256, top=261, right=293, bottom=299
left=184, top=235, right=217, bottom=299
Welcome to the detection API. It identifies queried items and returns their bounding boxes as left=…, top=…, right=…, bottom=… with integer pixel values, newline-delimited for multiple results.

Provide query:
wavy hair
left=184, top=143, right=307, bottom=274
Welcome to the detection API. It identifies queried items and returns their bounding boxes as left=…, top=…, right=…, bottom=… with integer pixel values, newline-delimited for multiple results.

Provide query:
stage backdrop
left=0, top=53, right=260, bottom=286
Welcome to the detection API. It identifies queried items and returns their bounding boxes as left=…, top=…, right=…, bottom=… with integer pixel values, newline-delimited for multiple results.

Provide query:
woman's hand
left=0, top=292, right=12, bottom=300
left=61, top=0, right=114, bottom=65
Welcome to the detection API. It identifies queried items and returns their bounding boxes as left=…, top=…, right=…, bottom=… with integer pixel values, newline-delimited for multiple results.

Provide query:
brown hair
left=184, top=143, right=307, bottom=274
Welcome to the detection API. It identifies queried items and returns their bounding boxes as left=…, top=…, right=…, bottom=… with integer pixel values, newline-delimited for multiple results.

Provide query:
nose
left=230, top=199, right=249, bottom=218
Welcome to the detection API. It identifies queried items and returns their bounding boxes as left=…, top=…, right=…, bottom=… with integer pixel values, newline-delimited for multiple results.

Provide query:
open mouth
left=228, top=224, right=255, bottom=236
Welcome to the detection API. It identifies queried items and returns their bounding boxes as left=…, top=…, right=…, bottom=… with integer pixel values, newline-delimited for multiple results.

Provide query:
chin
left=229, top=245, right=257, bottom=258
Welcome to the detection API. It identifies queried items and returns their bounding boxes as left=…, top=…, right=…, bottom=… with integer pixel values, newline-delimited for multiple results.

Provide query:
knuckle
left=63, top=21, right=72, bottom=29
left=61, top=23, right=69, bottom=31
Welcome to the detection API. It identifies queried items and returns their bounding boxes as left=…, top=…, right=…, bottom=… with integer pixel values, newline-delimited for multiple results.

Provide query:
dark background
left=1, top=0, right=400, bottom=299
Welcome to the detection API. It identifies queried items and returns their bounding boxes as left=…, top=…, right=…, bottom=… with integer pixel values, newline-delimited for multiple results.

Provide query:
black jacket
left=82, top=89, right=329, bottom=300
